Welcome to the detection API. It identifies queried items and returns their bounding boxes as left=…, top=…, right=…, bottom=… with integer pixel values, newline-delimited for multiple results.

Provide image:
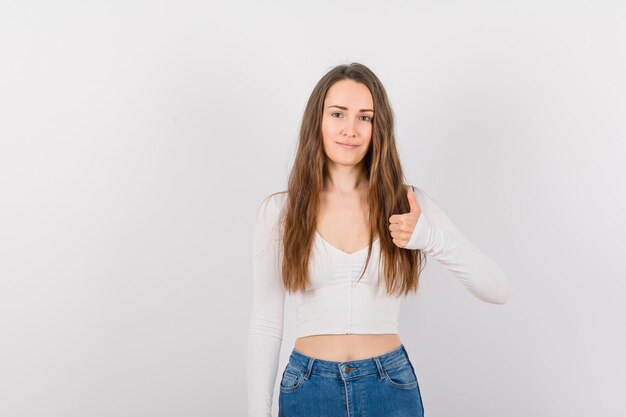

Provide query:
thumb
left=407, top=185, right=419, bottom=213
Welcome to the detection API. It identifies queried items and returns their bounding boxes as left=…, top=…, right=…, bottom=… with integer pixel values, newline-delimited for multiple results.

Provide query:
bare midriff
left=294, top=333, right=402, bottom=362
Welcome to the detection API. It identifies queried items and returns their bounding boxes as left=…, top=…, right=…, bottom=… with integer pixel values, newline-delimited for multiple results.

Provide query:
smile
left=337, top=142, right=358, bottom=149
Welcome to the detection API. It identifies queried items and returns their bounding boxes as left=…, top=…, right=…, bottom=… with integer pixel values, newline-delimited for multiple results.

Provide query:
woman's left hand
left=388, top=185, right=422, bottom=248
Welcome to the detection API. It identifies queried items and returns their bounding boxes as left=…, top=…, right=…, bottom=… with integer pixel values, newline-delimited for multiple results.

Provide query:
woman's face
left=321, top=79, right=374, bottom=168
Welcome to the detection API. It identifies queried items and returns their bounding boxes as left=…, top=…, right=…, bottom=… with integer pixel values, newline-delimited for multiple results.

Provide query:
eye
left=360, top=115, right=372, bottom=122
left=331, top=112, right=342, bottom=118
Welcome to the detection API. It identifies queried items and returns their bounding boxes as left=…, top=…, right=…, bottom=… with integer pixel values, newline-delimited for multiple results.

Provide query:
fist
left=388, top=185, right=422, bottom=248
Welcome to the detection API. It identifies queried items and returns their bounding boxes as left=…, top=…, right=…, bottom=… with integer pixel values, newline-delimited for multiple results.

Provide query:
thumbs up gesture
left=389, top=185, right=422, bottom=248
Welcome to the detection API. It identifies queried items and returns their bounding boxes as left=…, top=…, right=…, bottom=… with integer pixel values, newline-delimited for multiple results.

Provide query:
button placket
left=347, top=255, right=353, bottom=332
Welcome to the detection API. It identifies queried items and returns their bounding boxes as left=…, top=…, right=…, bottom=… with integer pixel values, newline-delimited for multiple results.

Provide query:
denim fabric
left=278, top=344, right=424, bottom=417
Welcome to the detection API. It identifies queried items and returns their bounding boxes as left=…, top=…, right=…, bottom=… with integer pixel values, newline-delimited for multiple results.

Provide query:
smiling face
left=321, top=79, right=374, bottom=169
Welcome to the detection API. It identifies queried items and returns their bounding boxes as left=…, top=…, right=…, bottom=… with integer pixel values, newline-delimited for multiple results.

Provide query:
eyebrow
left=327, top=105, right=374, bottom=113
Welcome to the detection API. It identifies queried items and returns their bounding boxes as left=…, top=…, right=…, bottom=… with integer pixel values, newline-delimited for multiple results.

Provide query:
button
left=343, top=366, right=356, bottom=372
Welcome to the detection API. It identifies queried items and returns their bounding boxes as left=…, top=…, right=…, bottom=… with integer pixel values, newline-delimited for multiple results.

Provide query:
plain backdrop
left=1, top=1, right=625, bottom=416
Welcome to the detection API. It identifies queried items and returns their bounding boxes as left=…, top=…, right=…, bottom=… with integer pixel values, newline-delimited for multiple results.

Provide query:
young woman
left=247, top=62, right=510, bottom=417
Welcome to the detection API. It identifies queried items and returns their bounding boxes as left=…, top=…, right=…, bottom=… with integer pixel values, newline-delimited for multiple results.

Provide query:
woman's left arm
left=402, top=185, right=511, bottom=304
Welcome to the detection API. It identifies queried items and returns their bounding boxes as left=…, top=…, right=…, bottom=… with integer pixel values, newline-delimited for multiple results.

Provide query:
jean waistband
left=288, top=344, right=411, bottom=379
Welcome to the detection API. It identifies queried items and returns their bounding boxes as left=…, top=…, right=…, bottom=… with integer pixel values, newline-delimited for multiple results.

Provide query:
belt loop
left=374, top=356, right=385, bottom=380
left=304, top=357, right=315, bottom=380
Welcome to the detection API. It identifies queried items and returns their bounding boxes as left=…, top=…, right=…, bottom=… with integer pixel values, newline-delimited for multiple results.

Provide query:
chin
left=328, top=156, right=365, bottom=167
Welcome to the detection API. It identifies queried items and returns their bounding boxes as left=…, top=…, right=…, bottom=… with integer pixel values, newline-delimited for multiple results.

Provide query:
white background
left=1, top=1, right=625, bottom=416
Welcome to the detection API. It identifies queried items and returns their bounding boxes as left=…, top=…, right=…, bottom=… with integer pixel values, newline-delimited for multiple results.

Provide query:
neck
left=324, top=160, right=368, bottom=194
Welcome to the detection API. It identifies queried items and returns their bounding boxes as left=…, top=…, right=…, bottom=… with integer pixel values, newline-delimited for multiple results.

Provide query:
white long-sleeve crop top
left=247, top=185, right=510, bottom=417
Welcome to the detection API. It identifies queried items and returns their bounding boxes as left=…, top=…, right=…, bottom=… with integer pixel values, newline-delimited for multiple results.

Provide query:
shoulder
left=256, top=190, right=288, bottom=218
left=403, top=182, right=433, bottom=205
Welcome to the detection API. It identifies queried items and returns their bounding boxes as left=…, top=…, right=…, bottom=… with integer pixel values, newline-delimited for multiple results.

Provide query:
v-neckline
left=315, top=230, right=380, bottom=256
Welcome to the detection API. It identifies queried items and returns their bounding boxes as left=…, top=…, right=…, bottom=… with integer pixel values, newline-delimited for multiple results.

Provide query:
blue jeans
left=278, top=344, right=424, bottom=417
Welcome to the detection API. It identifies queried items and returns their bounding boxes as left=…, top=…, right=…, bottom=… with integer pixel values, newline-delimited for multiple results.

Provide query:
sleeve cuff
left=405, top=211, right=430, bottom=250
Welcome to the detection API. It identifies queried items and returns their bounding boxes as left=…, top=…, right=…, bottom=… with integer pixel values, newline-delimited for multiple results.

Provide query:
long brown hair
left=275, top=62, right=426, bottom=297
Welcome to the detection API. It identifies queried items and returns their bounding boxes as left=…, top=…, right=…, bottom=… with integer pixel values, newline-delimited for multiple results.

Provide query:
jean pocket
left=279, top=363, right=305, bottom=393
left=383, top=359, right=418, bottom=390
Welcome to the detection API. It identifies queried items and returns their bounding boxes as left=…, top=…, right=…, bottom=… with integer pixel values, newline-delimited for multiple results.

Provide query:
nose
left=341, top=119, right=357, bottom=137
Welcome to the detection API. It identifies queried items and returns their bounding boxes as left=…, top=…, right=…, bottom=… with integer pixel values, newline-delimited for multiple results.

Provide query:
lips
left=337, top=142, right=358, bottom=149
